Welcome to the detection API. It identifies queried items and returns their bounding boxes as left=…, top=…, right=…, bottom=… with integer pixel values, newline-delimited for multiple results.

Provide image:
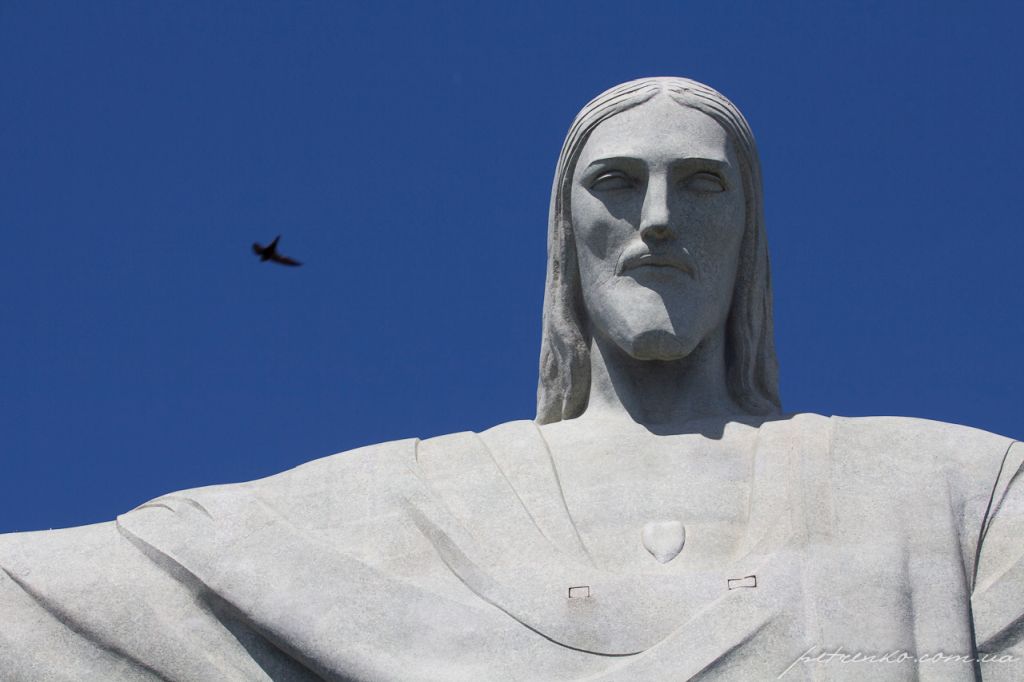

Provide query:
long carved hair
left=536, top=77, right=781, bottom=424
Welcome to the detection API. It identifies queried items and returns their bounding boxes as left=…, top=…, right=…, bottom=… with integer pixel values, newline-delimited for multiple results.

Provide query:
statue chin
left=626, top=329, right=691, bottom=361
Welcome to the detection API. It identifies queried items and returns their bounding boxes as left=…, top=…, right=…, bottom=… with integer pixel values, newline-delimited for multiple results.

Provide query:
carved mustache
left=618, top=246, right=697, bottom=278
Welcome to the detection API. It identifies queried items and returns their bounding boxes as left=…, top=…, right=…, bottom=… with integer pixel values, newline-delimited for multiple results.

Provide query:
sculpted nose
left=639, top=178, right=673, bottom=242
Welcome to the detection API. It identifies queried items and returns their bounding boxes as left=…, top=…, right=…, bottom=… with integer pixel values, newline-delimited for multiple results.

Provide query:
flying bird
left=252, top=235, right=302, bottom=266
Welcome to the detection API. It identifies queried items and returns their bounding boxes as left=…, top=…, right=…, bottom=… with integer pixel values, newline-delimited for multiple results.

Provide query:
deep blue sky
left=2, top=1, right=1021, bottom=533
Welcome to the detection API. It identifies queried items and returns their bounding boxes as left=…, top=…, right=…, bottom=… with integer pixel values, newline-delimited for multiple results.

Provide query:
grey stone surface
left=1, top=77, right=1021, bottom=681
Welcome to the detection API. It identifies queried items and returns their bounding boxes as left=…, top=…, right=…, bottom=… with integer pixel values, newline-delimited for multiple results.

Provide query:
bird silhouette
left=252, top=235, right=302, bottom=266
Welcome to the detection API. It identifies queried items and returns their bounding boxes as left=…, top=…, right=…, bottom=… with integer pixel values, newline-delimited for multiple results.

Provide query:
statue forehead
left=575, top=96, right=734, bottom=168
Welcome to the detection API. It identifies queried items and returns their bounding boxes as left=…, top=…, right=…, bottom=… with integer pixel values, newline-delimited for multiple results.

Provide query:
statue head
left=536, top=77, right=781, bottom=424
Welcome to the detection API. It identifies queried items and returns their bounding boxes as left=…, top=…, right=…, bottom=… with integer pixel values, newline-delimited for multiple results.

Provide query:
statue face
left=570, top=96, right=746, bottom=361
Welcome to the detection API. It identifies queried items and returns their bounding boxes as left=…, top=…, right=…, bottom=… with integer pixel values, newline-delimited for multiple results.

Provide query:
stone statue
left=1, top=77, right=1021, bottom=681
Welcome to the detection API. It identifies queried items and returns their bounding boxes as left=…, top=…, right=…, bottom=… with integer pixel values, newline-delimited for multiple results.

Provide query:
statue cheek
left=575, top=212, right=628, bottom=264
left=688, top=207, right=744, bottom=268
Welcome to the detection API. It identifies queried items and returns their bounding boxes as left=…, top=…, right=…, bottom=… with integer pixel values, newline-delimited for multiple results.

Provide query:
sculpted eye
left=681, top=172, right=726, bottom=193
left=589, top=171, right=636, bottom=192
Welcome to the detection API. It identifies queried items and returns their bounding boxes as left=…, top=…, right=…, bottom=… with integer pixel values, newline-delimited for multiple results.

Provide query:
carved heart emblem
left=641, top=520, right=685, bottom=564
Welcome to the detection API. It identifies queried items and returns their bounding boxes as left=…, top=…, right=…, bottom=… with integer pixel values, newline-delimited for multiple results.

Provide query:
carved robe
left=1, top=414, right=1021, bottom=681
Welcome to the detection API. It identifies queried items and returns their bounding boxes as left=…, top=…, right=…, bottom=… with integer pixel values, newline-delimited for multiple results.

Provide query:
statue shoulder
left=241, top=419, right=537, bottom=493
left=0, top=520, right=120, bottom=579
left=248, top=420, right=538, bottom=500
left=826, top=414, right=1016, bottom=540
left=829, top=414, right=1016, bottom=474
left=117, top=420, right=538, bottom=533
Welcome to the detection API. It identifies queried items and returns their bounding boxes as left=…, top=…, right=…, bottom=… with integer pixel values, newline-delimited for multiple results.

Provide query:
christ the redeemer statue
left=1, top=78, right=1020, bottom=682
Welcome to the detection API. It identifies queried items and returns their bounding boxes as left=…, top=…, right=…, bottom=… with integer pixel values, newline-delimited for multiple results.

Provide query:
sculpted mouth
left=621, top=253, right=696, bottom=277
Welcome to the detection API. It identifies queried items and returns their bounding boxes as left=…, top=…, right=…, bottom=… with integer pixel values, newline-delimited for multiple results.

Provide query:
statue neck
left=582, top=328, right=743, bottom=430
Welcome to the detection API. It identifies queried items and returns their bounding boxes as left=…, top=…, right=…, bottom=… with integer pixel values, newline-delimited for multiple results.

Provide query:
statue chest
left=549, top=438, right=756, bottom=572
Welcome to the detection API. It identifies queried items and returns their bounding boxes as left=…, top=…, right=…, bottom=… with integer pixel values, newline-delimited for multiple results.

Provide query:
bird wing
left=252, top=242, right=265, bottom=255
left=270, top=253, right=302, bottom=266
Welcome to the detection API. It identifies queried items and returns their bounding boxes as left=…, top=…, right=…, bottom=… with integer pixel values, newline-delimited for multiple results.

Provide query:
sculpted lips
left=620, top=251, right=697, bottom=278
